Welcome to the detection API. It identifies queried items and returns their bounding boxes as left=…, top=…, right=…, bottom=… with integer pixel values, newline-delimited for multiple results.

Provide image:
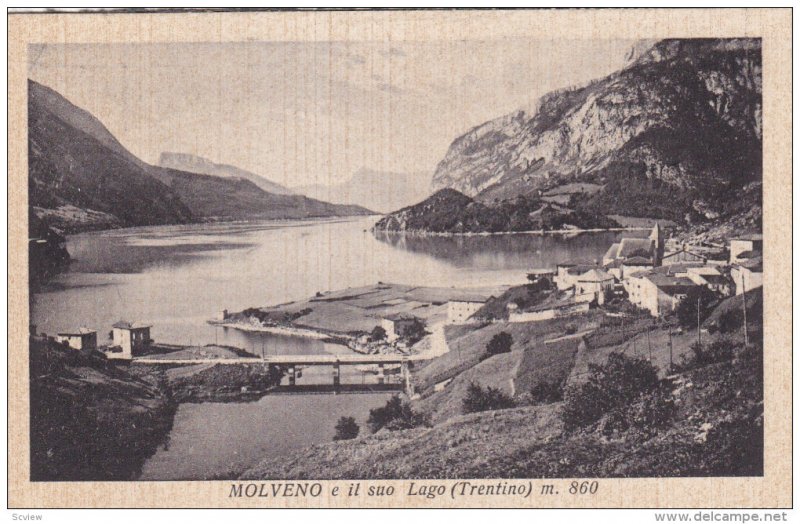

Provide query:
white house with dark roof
left=575, top=268, right=615, bottom=303
left=109, top=321, right=152, bottom=360
left=624, top=270, right=698, bottom=317
left=554, top=262, right=599, bottom=291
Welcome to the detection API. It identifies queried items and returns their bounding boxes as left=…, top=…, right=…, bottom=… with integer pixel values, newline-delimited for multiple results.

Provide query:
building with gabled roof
left=55, top=327, right=97, bottom=352
left=623, top=270, right=699, bottom=317
left=109, top=321, right=152, bottom=360
left=602, top=223, right=665, bottom=268
left=380, top=314, right=425, bottom=342
left=575, top=268, right=615, bottom=304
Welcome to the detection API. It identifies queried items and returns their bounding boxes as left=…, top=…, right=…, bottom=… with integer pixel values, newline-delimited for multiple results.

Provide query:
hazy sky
left=29, top=39, right=642, bottom=188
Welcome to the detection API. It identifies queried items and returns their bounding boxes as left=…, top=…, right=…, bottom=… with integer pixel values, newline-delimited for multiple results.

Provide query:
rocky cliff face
left=431, top=39, right=762, bottom=223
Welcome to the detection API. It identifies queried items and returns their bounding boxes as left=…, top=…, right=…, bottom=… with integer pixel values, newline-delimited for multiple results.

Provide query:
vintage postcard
left=7, top=8, right=792, bottom=509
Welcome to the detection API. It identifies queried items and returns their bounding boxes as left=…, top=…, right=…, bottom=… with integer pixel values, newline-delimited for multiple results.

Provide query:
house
left=55, top=327, right=97, bottom=351
left=109, top=321, right=152, bottom=360
left=380, top=314, right=425, bottom=342
left=624, top=271, right=698, bottom=317
left=575, top=268, right=615, bottom=304
left=508, top=300, right=590, bottom=323
left=526, top=269, right=556, bottom=286
left=729, top=234, right=763, bottom=263
left=683, top=266, right=731, bottom=296
left=662, top=245, right=708, bottom=265
left=447, top=300, right=485, bottom=324
left=554, top=262, right=599, bottom=291
left=620, top=256, right=656, bottom=280
left=603, top=223, right=665, bottom=267
left=731, top=257, right=763, bottom=296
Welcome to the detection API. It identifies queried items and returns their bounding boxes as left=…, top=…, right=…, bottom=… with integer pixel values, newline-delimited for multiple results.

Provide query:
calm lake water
left=31, top=216, right=641, bottom=480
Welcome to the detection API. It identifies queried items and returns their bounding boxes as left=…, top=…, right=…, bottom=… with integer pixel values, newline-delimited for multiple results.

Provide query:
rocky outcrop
left=373, top=188, right=617, bottom=234
left=431, top=39, right=762, bottom=223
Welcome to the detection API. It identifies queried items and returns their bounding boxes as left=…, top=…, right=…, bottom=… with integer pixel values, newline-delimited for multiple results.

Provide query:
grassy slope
left=30, top=340, right=176, bottom=481
left=242, top=347, right=762, bottom=479
left=241, top=293, right=763, bottom=479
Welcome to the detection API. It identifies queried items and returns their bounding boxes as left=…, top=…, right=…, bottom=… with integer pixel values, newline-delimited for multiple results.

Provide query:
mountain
left=153, top=167, right=373, bottom=220
left=158, top=152, right=294, bottom=195
left=373, top=188, right=617, bottom=234
left=430, top=39, right=762, bottom=226
left=28, top=80, right=195, bottom=231
left=294, top=168, right=432, bottom=214
left=28, top=80, right=373, bottom=233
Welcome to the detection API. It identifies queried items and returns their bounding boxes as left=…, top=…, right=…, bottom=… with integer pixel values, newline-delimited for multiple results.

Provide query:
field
left=236, top=283, right=508, bottom=334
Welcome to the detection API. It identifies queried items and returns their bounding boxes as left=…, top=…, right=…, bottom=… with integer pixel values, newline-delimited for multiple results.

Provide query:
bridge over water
left=132, top=353, right=420, bottom=394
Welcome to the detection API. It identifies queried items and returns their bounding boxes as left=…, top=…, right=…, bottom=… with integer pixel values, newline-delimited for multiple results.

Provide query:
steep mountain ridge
left=28, top=80, right=195, bottom=230
left=28, top=80, right=372, bottom=233
left=430, top=39, right=762, bottom=224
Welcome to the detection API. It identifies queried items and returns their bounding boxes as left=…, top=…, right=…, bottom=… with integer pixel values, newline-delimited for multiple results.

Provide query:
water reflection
left=372, top=229, right=648, bottom=270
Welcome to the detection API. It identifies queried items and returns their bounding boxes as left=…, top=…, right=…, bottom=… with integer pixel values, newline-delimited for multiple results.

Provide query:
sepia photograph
left=7, top=7, right=792, bottom=511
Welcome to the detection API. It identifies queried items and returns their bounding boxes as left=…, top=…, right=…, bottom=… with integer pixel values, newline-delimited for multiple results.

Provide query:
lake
left=31, top=216, right=642, bottom=479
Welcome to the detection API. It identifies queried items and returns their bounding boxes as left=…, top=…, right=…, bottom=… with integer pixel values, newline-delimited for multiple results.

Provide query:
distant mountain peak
left=294, top=168, right=433, bottom=214
left=158, top=152, right=294, bottom=195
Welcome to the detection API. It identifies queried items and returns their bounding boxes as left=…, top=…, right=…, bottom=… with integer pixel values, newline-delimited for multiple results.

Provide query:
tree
left=367, top=395, right=429, bottom=433
left=333, top=416, right=360, bottom=441
left=403, top=320, right=427, bottom=345
left=530, top=381, right=563, bottom=404
left=561, top=352, right=660, bottom=431
left=676, top=286, right=718, bottom=328
left=370, top=325, right=387, bottom=342
left=485, top=332, right=513, bottom=358
left=462, top=382, right=516, bottom=414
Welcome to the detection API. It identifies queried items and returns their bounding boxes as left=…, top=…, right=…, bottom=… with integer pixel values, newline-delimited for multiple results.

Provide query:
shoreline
left=210, top=320, right=352, bottom=343
left=58, top=213, right=380, bottom=237
left=371, top=226, right=652, bottom=237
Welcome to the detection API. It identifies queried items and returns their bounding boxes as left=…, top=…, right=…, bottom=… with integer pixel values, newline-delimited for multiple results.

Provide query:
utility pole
left=697, top=296, right=702, bottom=349
left=668, top=330, right=674, bottom=374
left=741, top=272, right=749, bottom=347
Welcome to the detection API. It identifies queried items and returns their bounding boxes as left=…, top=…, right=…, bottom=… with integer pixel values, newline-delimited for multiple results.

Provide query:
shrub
left=370, top=325, right=387, bottom=342
left=485, top=332, right=513, bottom=359
left=333, top=416, right=360, bottom=441
left=367, top=396, right=430, bottom=433
left=564, top=324, right=578, bottom=335
left=462, top=382, right=516, bottom=414
left=676, top=286, right=718, bottom=328
left=561, top=352, right=660, bottom=431
left=675, top=340, right=739, bottom=372
left=403, top=321, right=427, bottom=345
left=530, top=381, right=564, bottom=404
